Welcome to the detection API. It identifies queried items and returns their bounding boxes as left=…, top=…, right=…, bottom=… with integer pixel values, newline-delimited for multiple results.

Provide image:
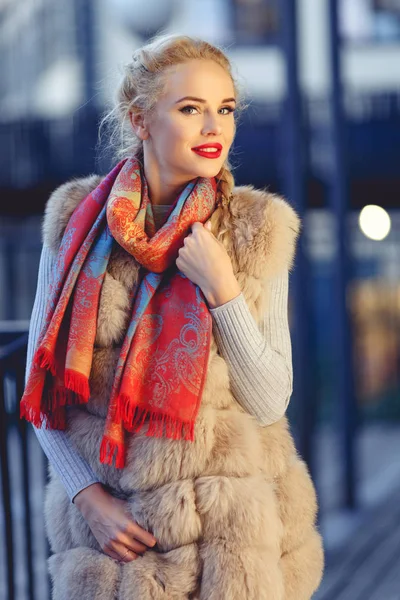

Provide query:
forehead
left=160, top=60, right=235, bottom=104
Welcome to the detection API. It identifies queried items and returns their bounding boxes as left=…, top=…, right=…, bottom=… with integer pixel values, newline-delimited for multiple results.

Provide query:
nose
left=201, top=112, right=223, bottom=136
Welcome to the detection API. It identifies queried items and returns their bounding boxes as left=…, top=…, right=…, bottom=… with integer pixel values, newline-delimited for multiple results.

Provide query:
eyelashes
left=179, top=105, right=235, bottom=116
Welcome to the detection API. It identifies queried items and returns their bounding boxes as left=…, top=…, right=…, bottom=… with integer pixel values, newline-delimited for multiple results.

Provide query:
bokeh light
left=358, top=204, right=391, bottom=241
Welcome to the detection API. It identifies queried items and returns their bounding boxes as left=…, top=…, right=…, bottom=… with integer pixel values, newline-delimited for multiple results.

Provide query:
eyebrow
left=175, top=96, right=236, bottom=104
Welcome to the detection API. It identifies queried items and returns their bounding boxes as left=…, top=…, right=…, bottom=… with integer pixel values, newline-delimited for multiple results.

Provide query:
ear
left=129, top=111, right=149, bottom=141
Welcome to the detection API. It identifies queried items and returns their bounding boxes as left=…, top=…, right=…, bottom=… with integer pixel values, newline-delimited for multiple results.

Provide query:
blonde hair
left=99, top=33, right=246, bottom=213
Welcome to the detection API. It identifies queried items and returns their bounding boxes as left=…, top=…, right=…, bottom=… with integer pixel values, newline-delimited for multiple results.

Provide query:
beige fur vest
left=42, top=175, right=324, bottom=600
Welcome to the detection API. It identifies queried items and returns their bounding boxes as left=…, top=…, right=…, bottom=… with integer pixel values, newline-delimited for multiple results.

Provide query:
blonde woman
left=23, top=34, right=324, bottom=599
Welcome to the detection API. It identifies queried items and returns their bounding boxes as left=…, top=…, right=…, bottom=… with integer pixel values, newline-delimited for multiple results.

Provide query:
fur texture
left=42, top=175, right=324, bottom=599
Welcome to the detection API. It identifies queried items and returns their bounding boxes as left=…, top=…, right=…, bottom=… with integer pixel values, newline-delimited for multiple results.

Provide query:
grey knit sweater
left=26, top=204, right=293, bottom=503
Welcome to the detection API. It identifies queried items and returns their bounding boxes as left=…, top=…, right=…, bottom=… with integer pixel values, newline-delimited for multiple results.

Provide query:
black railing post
left=74, top=0, right=96, bottom=110
left=279, top=0, right=318, bottom=480
left=4, top=240, right=16, bottom=321
left=15, top=345, right=36, bottom=600
left=327, top=0, right=358, bottom=510
left=73, top=0, right=99, bottom=174
left=0, top=361, right=15, bottom=600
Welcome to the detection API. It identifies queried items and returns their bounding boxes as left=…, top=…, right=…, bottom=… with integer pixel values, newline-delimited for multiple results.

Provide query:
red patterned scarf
left=20, top=157, right=217, bottom=467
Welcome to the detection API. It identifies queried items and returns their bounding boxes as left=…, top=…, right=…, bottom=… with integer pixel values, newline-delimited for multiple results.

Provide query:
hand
left=74, top=483, right=157, bottom=562
left=176, top=221, right=241, bottom=308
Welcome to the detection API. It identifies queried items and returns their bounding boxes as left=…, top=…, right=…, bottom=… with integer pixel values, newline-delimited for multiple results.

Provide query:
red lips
left=191, top=143, right=222, bottom=159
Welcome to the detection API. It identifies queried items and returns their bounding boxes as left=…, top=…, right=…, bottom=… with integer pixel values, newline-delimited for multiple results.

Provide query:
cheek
left=151, top=116, right=183, bottom=150
left=155, top=133, right=186, bottom=167
left=163, top=114, right=190, bottom=138
left=166, top=123, right=194, bottom=157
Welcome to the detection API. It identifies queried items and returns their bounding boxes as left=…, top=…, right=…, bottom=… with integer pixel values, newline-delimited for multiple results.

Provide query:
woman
left=22, top=34, right=324, bottom=599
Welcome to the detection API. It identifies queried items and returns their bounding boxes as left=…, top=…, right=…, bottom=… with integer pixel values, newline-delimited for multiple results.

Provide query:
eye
left=219, top=106, right=235, bottom=115
left=179, top=105, right=199, bottom=115
left=179, top=105, right=235, bottom=116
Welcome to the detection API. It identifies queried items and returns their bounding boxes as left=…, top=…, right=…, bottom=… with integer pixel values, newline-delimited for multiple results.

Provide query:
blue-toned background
left=1, top=1, right=400, bottom=599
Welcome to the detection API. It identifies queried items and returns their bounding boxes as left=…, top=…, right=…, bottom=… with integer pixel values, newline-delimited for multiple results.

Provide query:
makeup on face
left=142, top=60, right=236, bottom=199
left=191, top=143, right=223, bottom=159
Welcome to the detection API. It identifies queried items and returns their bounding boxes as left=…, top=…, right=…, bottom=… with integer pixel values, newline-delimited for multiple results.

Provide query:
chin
left=192, top=163, right=224, bottom=180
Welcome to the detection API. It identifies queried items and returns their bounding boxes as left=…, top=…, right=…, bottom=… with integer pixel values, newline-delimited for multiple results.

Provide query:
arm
left=208, top=270, right=293, bottom=426
left=26, top=244, right=100, bottom=503
left=175, top=220, right=293, bottom=426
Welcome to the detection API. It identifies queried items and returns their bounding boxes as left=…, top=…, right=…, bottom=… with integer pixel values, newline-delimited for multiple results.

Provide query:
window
left=340, top=0, right=400, bottom=43
left=230, top=0, right=280, bottom=45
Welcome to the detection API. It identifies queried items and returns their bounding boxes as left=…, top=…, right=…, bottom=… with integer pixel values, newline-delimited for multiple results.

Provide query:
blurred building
left=1, top=0, right=400, bottom=204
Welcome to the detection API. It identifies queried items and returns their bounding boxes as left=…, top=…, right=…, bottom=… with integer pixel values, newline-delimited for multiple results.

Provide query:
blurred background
left=1, top=0, right=400, bottom=598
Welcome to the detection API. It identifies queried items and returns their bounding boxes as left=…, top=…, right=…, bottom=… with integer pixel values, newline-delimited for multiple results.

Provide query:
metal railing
left=0, top=329, right=50, bottom=600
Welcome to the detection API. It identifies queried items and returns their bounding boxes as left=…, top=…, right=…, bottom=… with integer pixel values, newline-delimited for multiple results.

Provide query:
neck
left=142, top=154, right=195, bottom=207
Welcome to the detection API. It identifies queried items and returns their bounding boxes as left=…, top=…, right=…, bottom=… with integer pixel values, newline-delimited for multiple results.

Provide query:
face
left=134, top=59, right=236, bottom=184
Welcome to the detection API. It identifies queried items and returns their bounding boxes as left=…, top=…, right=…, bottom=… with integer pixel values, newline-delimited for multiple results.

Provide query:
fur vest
left=42, top=175, right=324, bottom=600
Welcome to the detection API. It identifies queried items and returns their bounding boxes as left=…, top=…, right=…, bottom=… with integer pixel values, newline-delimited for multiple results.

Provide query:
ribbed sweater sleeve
left=209, top=271, right=293, bottom=425
left=25, top=245, right=100, bottom=503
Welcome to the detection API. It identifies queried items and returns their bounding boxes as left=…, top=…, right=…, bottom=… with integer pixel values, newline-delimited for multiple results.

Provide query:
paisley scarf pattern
left=20, top=157, right=217, bottom=467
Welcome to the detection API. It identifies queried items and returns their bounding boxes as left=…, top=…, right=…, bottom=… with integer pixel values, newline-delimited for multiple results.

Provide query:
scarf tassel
left=117, top=394, right=195, bottom=442
left=20, top=400, right=66, bottom=430
left=35, top=347, right=57, bottom=376
left=47, top=386, right=88, bottom=410
left=20, top=400, right=47, bottom=429
left=33, top=351, right=90, bottom=402
left=100, top=437, right=126, bottom=468
left=20, top=383, right=89, bottom=430
left=64, top=369, right=90, bottom=401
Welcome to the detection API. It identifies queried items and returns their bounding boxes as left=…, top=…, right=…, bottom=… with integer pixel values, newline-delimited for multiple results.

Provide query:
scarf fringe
left=20, top=385, right=88, bottom=431
left=35, top=347, right=57, bottom=376
left=48, top=386, right=88, bottom=410
left=20, top=400, right=45, bottom=428
left=100, top=437, right=126, bottom=468
left=20, top=400, right=66, bottom=430
left=117, top=394, right=195, bottom=442
left=65, top=369, right=90, bottom=401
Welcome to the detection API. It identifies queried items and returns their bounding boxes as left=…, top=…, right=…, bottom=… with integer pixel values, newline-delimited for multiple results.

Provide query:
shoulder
left=42, top=175, right=104, bottom=254
left=229, top=184, right=301, bottom=278
left=230, top=185, right=301, bottom=238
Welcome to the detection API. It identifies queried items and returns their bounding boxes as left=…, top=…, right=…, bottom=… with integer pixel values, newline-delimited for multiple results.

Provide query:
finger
left=118, top=548, right=138, bottom=563
left=125, top=521, right=157, bottom=548
left=104, top=547, right=122, bottom=561
left=191, top=222, right=202, bottom=233
left=118, top=531, right=148, bottom=554
left=104, top=544, right=138, bottom=563
left=112, top=541, right=139, bottom=562
left=205, top=220, right=212, bottom=230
